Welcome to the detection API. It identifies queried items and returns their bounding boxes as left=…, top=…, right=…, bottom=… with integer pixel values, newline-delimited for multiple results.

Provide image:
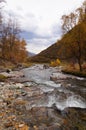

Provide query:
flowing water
left=22, top=64, right=86, bottom=110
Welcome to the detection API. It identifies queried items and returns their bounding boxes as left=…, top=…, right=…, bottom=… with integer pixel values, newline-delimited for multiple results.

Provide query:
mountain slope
left=29, top=41, right=63, bottom=63
left=29, top=22, right=86, bottom=63
left=29, top=52, right=36, bottom=57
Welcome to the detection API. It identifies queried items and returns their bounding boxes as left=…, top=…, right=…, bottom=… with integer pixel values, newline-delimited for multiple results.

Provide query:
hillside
left=28, top=36, right=74, bottom=63
left=29, top=52, right=36, bottom=57
left=29, top=41, right=63, bottom=63
left=29, top=23, right=86, bottom=63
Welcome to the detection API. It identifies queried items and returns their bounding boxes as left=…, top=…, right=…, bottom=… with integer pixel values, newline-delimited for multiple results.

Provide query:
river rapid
left=0, top=64, right=86, bottom=129
left=22, top=64, right=86, bottom=110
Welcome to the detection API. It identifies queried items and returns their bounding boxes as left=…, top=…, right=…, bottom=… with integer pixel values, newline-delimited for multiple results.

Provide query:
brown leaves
left=15, top=123, right=29, bottom=130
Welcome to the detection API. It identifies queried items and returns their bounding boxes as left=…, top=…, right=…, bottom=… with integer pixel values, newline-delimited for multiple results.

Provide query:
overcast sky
left=5, top=0, right=84, bottom=54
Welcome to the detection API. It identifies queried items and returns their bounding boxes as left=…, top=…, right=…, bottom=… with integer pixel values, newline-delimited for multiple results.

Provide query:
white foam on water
left=44, top=81, right=61, bottom=88
left=39, top=85, right=54, bottom=92
left=76, top=77, right=85, bottom=80
left=47, top=94, right=86, bottom=110
left=56, top=95, right=86, bottom=110
left=48, top=96, right=56, bottom=107
left=66, top=95, right=86, bottom=108
left=23, top=64, right=86, bottom=110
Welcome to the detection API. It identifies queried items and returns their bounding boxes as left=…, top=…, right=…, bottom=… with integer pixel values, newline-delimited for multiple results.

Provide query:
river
left=22, top=64, right=86, bottom=110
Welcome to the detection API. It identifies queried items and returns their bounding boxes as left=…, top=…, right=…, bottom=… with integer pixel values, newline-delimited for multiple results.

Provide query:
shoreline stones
left=0, top=65, right=86, bottom=129
left=0, top=80, right=86, bottom=130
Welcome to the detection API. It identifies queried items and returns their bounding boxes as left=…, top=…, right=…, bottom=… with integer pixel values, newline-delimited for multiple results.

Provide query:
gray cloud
left=5, top=0, right=83, bottom=53
left=52, top=23, right=62, bottom=37
left=26, top=33, right=60, bottom=54
left=21, top=22, right=62, bottom=54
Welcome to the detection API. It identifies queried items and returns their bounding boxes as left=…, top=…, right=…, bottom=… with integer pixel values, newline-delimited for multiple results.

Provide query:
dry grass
left=62, top=63, right=86, bottom=78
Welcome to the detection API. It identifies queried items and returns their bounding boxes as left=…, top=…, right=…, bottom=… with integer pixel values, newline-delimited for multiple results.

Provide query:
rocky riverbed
left=0, top=64, right=86, bottom=130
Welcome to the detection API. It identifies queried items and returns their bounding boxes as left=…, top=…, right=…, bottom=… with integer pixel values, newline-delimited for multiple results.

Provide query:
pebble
left=4, top=121, right=13, bottom=128
left=0, top=82, right=5, bottom=85
left=0, top=65, right=86, bottom=130
left=19, top=124, right=24, bottom=128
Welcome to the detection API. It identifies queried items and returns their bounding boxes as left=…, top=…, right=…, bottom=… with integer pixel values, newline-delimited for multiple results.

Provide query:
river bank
left=62, top=69, right=86, bottom=78
left=0, top=64, right=86, bottom=130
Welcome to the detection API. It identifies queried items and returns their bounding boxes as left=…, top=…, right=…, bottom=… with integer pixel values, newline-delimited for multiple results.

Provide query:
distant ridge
left=29, top=52, right=36, bottom=57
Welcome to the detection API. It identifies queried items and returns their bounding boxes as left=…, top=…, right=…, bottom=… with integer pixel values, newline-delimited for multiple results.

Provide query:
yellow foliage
left=50, top=61, right=56, bottom=67
left=50, top=59, right=61, bottom=67
left=56, top=59, right=61, bottom=65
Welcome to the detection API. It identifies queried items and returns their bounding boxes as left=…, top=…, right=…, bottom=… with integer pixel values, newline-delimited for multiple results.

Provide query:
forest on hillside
left=61, top=0, right=86, bottom=71
left=30, top=0, right=86, bottom=72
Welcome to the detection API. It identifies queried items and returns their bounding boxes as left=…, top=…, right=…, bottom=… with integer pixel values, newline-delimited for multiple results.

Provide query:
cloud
left=4, top=7, right=63, bottom=54
left=20, top=31, right=37, bottom=40
left=26, top=37, right=59, bottom=54
left=21, top=13, right=38, bottom=32
left=21, top=22, right=62, bottom=54
left=26, top=38, right=53, bottom=54
left=16, top=6, right=23, bottom=11
left=26, top=31, right=61, bottom=54
left=52, top=23, right=62, bottom=37
left=5, top=0, right=84, bottom=53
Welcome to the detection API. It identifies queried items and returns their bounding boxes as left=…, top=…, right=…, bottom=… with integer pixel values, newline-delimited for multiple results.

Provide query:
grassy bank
left=60, top=62, right=86, bottom=78
left=62, top=69, right=86, bottom=78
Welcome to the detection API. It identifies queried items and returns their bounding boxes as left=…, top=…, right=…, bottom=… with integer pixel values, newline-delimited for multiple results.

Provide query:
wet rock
left=52, top=103, right=61, bottom=114
left=15, top=83, right=24, bottom=89
left=18, top=123, right=25, bottom=128
left=0, top=82, right=5, bottom=86
left=23, top=82, right=37, bottom=87
left=43, top=64, right=49, bottom=69
left=0, top=64, right=86, bottom=130
left=50, top=76, right=57, bottom=81
left=61, top=107, right=86, bottom=130
left=4, top=121, right=13, bottom=128
left=50, top=73, right=70, bottom=81
left=21, top=91, right=27, bottom=96
left=6, top=69, right=11, bottom=73
left=3, top=98, right=12, bottom=105
left=1, top=70, right=24, bottom=80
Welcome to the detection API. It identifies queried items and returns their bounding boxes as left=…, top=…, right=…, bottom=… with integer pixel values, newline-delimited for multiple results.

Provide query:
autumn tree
left=0, top=0, right=5, bottom=57
left=10, top=39, right=28, bottom=63
left=62, top=13, right=77, bottom=34
left=61, top=0, right=86, bottom=71
left=0, top=15, right=28, bottom=63
left=6, top=18, right=21, bottom=61
left=0, top=0, right=28, bottom=64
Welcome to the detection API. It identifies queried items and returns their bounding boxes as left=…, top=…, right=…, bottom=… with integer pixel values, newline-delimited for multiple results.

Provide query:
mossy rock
left=0, top=74, right=7, bottom=81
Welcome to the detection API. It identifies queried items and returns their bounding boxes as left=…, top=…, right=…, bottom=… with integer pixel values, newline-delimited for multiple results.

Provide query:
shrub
left=50, top=61, right=56, bottom=67
left=56, top=59, right=61, bottom=65
left=50, top=59, right=61, bottom=67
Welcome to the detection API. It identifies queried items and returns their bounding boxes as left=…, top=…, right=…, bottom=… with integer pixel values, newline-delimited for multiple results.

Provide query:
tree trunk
left=78, top=58, right=82, bottom=72
left=77, top=38, right=82, bottom=71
